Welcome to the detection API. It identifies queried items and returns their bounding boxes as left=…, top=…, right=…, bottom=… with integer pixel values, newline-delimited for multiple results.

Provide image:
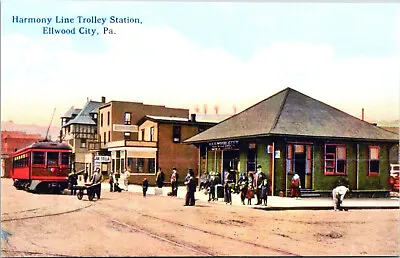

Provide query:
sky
left=1, top=0, right=400, bottom=127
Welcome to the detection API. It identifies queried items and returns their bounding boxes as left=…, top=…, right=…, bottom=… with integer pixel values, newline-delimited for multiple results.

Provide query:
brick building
left=1, top=131, right=42, bottom=177
left=106, top=114, right=216, bottom=185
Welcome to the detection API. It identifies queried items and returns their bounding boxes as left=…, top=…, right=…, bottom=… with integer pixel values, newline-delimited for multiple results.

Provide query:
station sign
left=94, top=156, right=111, bottom=163
left=208, top=140, right=239, bottom=150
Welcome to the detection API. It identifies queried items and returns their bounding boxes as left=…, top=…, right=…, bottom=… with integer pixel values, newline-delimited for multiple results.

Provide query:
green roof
left=185, top=88, right=399, bottom=143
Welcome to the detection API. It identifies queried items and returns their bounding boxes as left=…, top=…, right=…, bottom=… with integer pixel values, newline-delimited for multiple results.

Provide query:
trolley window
left=32, top=152, right=45, bottom=165
left=47, top=152, right=59, bottom=166
left=61, top=153, right=70, bottom=165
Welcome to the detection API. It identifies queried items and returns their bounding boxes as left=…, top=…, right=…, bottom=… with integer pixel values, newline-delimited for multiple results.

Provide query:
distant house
left=60, top=97, right=106, bottom=171
left=185, top=88, right=399, bottom=197
left=1, top=131, right=42, bottom=178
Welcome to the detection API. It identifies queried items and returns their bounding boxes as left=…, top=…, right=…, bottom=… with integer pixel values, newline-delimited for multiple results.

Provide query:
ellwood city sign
left=208, top=140, right=239, bottom=150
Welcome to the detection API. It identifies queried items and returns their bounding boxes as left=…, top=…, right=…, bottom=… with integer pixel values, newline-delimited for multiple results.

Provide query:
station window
left=32, top=152, right=45, bottom=165
left=368, top=146, right=379, bottom=175
left=324, top=144, right=346, bottom=175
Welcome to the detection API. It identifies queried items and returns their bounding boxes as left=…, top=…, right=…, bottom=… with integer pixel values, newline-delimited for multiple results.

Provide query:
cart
left=74, top=183, right=100, bottom=201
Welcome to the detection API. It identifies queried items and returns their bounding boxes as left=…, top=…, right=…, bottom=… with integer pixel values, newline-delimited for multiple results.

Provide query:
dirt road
left=1, top=178, right=399, bottom=256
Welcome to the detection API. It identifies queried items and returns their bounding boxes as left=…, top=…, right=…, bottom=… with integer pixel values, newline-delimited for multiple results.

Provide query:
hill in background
left=1, top=121, right=60, bottom=141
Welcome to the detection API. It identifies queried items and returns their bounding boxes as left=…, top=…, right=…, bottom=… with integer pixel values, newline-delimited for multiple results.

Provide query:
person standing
left=246, top=185, right=254, bottom=205
left=291, top=173, right=301, bottom=198
left=224, top=170, right=233, bottom=205
left=208, top=173, right=216, bottom=202
left=261, top=179, right=269, bottom=206
left=240, top=182, right=248, bottom=205
left=332, top=185, right=349, bottom=211
left=142, top=178, right=149, bottom=197
left=170, top=168, right=178, bottom=196
left=253, top=165, right=265, bottom=205
left=156, top=167, right=165, bottom=188
left=123, top=168, right=130, bottom=191
left=109, top=172, right=114, bottom=192
left=90, top=168, right=102, bottom=199
left=83, top=168, right=89, bottom=183
left=184, top=169, right=196, bottom=206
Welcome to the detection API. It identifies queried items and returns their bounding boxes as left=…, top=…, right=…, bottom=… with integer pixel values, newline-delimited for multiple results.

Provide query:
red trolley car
left=11, top=141, right=72, bottom=193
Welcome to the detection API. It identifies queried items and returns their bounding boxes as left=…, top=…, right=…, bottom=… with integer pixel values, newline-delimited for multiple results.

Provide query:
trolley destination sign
left=208, top=140, right=239, bottom=150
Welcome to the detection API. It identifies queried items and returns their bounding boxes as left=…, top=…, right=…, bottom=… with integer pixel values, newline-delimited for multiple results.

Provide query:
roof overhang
left=185, top=133, right=399, bottom=145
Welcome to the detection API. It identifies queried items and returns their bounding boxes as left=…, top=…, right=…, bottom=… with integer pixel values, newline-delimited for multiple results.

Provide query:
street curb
left=253, top=206, right=400, bottom=211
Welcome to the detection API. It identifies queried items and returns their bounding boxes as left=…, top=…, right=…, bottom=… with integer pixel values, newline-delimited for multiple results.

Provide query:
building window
left=124, top=112, right=131, bottom=125
left=150, top=127, right=154, bottom=141
left=128, top=158, right=155, bottom=173
left=141, top=129, right=145, bottom=141
left=324, top=144, right=346, bottom=175
left=137, top=158, right=144, bottom=173
left=369, top=146, right=379, bottom=175
left=172, top=125, right=181, bottom=143
left=80, top=139, right=86, bottom=148
left=101, top=113, right=103, bottom=127
left=148, top=158, right=155, bottom=173
left=103, top=132, right=106, bottom=144
left=124, top=132, right=131, bottom=140
left=108, top=131, right=111, bottom=142
left=107, top=111, right=110, bottom=126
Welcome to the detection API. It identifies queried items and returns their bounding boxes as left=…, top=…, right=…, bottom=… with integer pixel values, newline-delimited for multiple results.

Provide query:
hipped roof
left=63, top=101, right=103, bottom=126
left=185, top=88, right=399, bottom=143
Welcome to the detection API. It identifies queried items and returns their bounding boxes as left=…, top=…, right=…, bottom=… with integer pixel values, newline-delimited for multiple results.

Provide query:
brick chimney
left=190, top=114, right=196, bottom=122
left=101, top=96, right=106, bottom=103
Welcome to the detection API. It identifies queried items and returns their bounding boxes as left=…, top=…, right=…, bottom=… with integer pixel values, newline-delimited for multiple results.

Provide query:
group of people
left=109, top=168, right=130, bottom=192
left=68, top=168, right=103, bottom=199
left=238, top=165, right=269, bottom=206
left=70, top=165, right=350, bottom=211
left=141, top=167, right=196, bottom=206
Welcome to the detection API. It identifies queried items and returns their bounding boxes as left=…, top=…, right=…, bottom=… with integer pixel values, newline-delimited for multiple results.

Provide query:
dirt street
left=1, top=178, right=399, bottom=257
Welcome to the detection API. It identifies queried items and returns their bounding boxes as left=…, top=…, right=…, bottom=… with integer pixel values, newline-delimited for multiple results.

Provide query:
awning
left=109, top=147, right=157, bottom=159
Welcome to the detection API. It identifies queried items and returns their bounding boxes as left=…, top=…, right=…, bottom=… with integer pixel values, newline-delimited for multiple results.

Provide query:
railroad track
left=2, top=199, right=299, bottom=256
left=93, top=210, right=214, bottom=256
left=1, top=249, right=74, bottom=257
left=99, top=202, right=299, bottom=256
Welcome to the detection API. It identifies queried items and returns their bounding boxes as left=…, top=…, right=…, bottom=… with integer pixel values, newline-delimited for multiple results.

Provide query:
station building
left=185, top=88, right=399, bottom=197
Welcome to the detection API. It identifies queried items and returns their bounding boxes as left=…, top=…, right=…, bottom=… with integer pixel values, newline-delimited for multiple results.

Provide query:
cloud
left=2, top=22, right=399, bottom=126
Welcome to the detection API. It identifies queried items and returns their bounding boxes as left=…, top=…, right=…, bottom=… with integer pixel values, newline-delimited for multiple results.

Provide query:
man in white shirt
left=90, top=168, right=103, bottom=199
left=123, top=168, right=130, bottom=191
left=332, top=185, right=349, bottom=211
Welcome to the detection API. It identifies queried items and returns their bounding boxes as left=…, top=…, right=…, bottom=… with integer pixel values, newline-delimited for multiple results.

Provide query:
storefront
left=109, top=147, right=157, bottom=174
